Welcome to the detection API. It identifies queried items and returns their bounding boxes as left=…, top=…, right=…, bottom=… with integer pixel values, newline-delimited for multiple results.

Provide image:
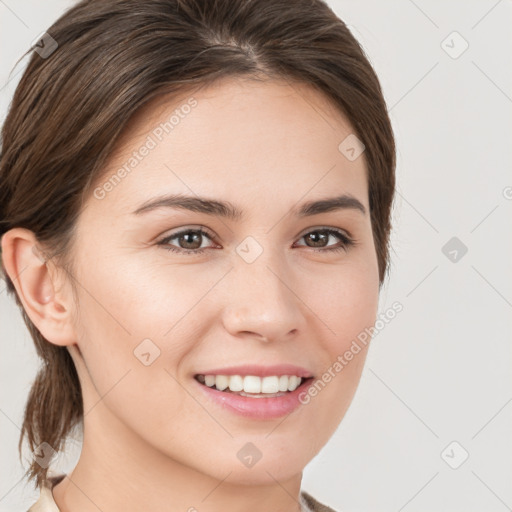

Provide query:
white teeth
left=243, top=375, right=261, bottom=393
left=215, top=375, right=229, bottom=391
left=228, top=375, right=244, bottom=392
left=198, top=374, right=304, bottom=393
left=204, top=375, right=216, bottom=387
left=278, top=375, right=289, bottom=392
left=261, top=376, right=280, bottom=393
left=287, top=375, right=300, bottom=391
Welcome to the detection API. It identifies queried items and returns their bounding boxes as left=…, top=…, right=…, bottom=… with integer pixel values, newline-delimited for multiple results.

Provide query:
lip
left=193, top=376, right=315, bottom=419
left=193, top=364, right=314, bottom=378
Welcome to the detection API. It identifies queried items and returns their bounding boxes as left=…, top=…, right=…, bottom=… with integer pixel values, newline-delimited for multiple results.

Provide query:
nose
left=221, top=257, right=306, bottom=343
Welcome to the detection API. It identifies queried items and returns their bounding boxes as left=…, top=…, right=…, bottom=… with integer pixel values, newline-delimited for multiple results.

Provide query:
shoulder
left=300, top=490, right=338, bottom=512
left=26, top=474, right=66, bottom=512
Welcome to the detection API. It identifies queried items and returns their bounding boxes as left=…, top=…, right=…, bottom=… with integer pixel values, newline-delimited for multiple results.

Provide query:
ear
left=1, top=227, right=77, bottom=346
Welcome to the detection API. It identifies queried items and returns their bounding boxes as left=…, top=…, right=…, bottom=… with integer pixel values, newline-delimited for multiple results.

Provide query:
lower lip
left=194, top=377, right=315, bottom=420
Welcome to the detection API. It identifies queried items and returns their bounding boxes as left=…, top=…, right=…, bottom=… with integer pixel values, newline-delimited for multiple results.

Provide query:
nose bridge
left=222, top=240, right=303, bottom=341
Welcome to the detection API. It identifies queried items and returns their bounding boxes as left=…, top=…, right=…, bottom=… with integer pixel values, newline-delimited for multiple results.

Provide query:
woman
left=0, top=0, right=396, bottom=510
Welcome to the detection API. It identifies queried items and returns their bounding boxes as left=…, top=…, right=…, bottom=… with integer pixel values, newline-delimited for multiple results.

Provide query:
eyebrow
left=131, top=193, right=367, bottom=219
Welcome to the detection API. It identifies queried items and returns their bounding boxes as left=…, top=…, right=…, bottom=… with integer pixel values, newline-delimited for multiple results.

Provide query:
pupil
left=307, top=231, right=327, bottom=247
left=182, top=232, right=200, bottom=249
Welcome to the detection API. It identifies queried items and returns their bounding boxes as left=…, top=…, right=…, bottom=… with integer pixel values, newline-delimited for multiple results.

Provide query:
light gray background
left=1, top=1, right=511, bottom=511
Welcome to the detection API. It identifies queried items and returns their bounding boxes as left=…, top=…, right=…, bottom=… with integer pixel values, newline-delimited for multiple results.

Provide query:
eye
left=157, top=227, right=216, bottom=255
left=294, top=227, right=355, bottom=253
left=156, top=226, right=356, bottom=255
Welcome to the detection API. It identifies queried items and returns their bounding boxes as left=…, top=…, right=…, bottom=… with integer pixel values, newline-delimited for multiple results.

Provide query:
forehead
left=87, top=77, right=368, bottom=219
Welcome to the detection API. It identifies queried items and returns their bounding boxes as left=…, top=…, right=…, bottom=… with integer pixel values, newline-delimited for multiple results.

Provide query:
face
left=65, top=78, right=380, bottom=484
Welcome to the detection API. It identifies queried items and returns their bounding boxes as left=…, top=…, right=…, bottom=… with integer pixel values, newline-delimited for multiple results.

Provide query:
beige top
left=27, top=474, right=337, bottom=512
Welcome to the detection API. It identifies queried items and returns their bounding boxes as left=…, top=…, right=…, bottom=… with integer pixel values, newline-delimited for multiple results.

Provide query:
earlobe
left=1, top=228, right=76, bottom=347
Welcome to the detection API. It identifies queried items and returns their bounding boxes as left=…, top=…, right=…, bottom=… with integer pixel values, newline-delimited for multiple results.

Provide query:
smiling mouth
left=194, top=374, right=314, bottom=397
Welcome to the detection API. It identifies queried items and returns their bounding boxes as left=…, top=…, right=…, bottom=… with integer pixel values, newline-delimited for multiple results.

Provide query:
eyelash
left=156, top=226, right=356, bottom=255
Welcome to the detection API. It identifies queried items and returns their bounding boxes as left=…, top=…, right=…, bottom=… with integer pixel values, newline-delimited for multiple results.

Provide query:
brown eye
left=174, top=231, right=203, bottom=250
left=304, top=231, right=329, bottom=248
left=295, top=228, right=354, bottom=253
left=157, top=226, right=355, bottom=256
left=157, top=228, right=215, bottom=254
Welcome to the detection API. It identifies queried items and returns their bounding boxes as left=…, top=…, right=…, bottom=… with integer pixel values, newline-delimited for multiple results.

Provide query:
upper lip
left=194, top=364, right=314, bottom=378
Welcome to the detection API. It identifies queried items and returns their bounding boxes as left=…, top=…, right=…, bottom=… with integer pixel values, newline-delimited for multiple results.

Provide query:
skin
left=2, top=77, right=380, bottom=512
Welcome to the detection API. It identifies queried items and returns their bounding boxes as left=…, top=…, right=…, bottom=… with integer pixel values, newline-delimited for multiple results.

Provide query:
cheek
left=304, top=256, right=380, bottom=345
left=72, top=277, right=194, bottom=439
left=295, top=266, right=378, bottom=450
left=76, top=253, right=203, bottom=342
left=71, top=258, right=201, bottom=402
left=297, top=258, right=378, bottom=420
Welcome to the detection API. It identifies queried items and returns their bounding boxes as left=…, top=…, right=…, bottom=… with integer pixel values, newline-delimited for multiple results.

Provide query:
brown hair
left=0, top=0, right=396, bottom=490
